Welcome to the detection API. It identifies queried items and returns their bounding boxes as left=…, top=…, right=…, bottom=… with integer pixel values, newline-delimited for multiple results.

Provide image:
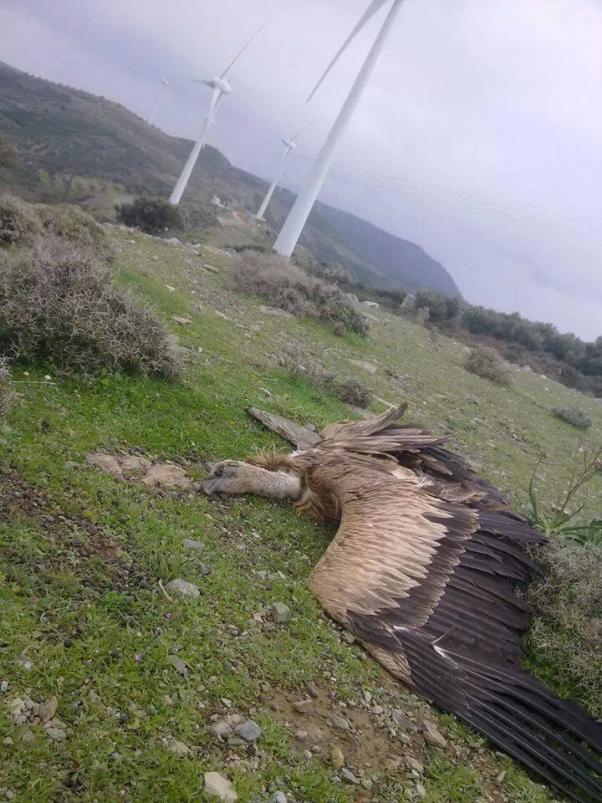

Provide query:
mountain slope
left=0, top=60, right=461, bottom=297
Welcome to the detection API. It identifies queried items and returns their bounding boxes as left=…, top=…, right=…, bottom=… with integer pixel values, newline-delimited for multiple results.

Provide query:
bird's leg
left=200, top=460, right=303, bottom=501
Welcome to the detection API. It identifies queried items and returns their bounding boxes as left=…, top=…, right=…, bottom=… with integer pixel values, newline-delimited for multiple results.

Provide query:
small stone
left=19, top=728, right=35, bottom=745
left=330, top=745, right=345, bottom=769
left=270, top=602, right=291, bottom=625
left=405, top=757, right=424, bottom=774
left=235, top=720, right=261, bottom=742
left=86, top=452, right=123, bottom=477
left=422, top=719, right=447, bottom=749
left=204, top=771, right=238, bottom=802
left=398, top=731, right=412, bottom=745
left=164, top=736, right=191, bottom=757
left=172, top=315, right=192, bottom=325
left=340, top=768, right=359, bottom=785
left=209, top=720, right=233, bottom=740
left=167, top=655, right=188, bottom=675
left=331, top=714, right=350, bottom=732
left=372, top=704, right=384, bottom=715
left=165, top=579, right=200, bottom=599
left=361, top=779, right=373, bottom=791
left=0, top=681, right=9, bottom=693
left=415, top=782, right=426, bottom=799
left=294, top=730, right=308, bottom=741
left=269, top=794, right=287, bottom=803
left=497, top=770, right=507, bottom=783
left=293, top=699, right=313, bottom=714
left=182, top=539, right=204, bottom=551
left=46, top=727, right=66, bottom=742
left=38, top=697, right=59, bottom=724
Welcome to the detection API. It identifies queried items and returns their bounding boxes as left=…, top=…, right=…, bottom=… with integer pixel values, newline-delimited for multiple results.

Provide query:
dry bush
left=552, top=405, right=592, bottom=431
left=37, top=204, right=112, bottom=260
left=232, top=251, right=369, bottom=337
left=0, top=237, right=181, bottom=379
left=527, top=541, right=602, bottom=718
left=464, top=345, right=511, bottom=386
left=0, top=195, right=43, bottom=246
left=279, top=346, right=372, bottom=408
left=0, top=357, right=16, bottom=420
left=0, top=196, right=111, bottom=260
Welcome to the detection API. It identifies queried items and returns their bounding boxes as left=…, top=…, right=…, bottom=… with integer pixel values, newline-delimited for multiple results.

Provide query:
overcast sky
left=2, top=0, right=601, bottom=340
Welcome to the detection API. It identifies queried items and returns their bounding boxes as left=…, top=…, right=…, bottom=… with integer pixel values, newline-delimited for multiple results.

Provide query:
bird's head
left=201, top=459, right=302, bottom=501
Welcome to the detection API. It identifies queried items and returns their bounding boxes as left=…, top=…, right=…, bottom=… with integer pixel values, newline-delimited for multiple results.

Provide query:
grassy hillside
left=1, top=221, right=600, bottom=801
left=0, top=60, right=460, bottom=298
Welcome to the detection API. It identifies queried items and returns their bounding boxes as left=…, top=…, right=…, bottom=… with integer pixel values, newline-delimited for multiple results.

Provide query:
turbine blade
left=307, top=0, right=389, bottom=101
left=220, top=24, right=265, bottom=78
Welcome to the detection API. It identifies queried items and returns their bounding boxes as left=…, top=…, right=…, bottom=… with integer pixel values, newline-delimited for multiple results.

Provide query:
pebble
left=142, top=464, right=193, bottom=490
left=270, top=602, right=291, bottom=625
left=209, top=720, right=233, bottom=740
left=293, top=699, right=313, bottom=714
left=340, top=768, right=359, bottom=785
left=165, top=579, right=200, bottom=599
left=0, top=681, right=9, bottom=693
left=167, top=655, right=188, bottom=675
left=46, top=726, right=66, bottom=742
left=235, top=720, right=262, bottom=742
left=204, top=772, right=238, bottom=802
left=86, top=452, right=123, bottom=477
left=38, top=697, right=58, bottom=724
left=422, top=719, right=447, bottom=749
left=172, top=315, right=192, bottom=325
left=415, top=782, right=427, bottom=799
left=405, top=757, right=424, bottom=774
left=164, top=736, right=191, bottom=757
left=182, top=539, right=204, bottom=551
left=331, top=714, right=351, bottom=732
left=330, top=745, right=345, bottom=769
left=269, top=794, right=287, bottom=803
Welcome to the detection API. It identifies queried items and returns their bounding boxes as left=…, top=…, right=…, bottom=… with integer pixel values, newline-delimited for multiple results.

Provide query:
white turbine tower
left=255, top=124, right=310, bottom=221
left=169, top=26, right=264, bottom=206
left=274, top=0, right=405, bottom=257
left=147, top=78, right=169, bottom=126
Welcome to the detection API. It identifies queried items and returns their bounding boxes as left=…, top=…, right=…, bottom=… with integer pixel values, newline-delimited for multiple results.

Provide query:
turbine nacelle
left=191, top=76, right=233, bottom=94
left=282, top=137, right=297, bottom=151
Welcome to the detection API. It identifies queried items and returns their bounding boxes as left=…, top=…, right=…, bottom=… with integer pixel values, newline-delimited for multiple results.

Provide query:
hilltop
left=0, top=60, right=460, bottom=298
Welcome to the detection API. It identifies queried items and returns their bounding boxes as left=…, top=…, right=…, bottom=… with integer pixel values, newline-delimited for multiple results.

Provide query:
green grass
left=1, top=227, right=600, bottom=801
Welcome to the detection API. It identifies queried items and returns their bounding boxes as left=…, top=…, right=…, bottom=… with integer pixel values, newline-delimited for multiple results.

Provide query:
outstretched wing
left=307, top=457, right=602, bottom=802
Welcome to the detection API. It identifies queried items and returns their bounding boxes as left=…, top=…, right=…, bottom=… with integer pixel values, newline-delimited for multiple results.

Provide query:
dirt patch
left=0, top=469, right=140, bottom=591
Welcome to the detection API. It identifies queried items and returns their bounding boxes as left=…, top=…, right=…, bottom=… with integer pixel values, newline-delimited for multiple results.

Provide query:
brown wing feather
left=301, top=413, right=602, bottom=802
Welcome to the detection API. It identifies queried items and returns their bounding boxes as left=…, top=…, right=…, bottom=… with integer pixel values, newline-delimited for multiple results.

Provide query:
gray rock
left=0, top=680, right=9, bottom=694
left=172, top=316, right=193, bottom=326
left=46, top=726, right=66, bottom=742
left=165, top=579, right=200, bottom=599
left=269, top=794, right=287, bottom=803
left=331, top=714, right=351, bottom=732
left=204, top=772, right=238, bottom=802
left=340, top=768, right=359, bottom=785
left=422, top=719, right=447, bottom=749
left=167, top=655, right=188, bottom=675
left=270, top=602, right=291, bottom=625
left=361, top=300, right=380, bottom=309
left=209, top=720, right=233, bottom=740
left=293, top=699, right=313, bottom=714
left=330, top=744, right=345, bottom=769
left=235, top=720, right=262, bottom=742
left=182, top=539, right=204, bottom=552
left=38, top=697, right=58, bottom=724
left=405, top=757, right=424, bottom=774
left=164, top=736, right=191, bottom=756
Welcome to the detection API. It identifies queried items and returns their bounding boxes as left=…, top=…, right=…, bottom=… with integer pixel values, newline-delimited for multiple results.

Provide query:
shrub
left=0, top=357, right=16, bottom=420
left=38, top=204, right=112, bottom=260
left=116, top=197, right=183, bottom=235
left=279, top=346, right=372, bottom=407
left=552, top=405, right=591, bottom=430
left=232, top=251, right=369, bottom=337
left=0, top=195, right=43, bottom=246
left=335, top=378, right=372, bottom=408
left=415, top=290, right=459, bottom=323
left=527, top=541, right=602, bottom=718
left=0, top=237, right=181, bottom=379
left=0, top=134, right=18, bottom=169
left=464, top=345, right=511, bottom=386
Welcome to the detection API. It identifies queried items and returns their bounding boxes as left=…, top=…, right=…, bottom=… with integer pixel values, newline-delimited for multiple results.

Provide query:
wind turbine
left=274, top=0, right=406, bottom=257
left=147, top=78, right=169, bottom=126
left=169, top=26, right=264, bottom=206
left=255, top=124, right=310, bottom=221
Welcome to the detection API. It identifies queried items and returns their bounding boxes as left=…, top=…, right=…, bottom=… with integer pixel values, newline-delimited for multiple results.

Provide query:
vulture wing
left=307, top=446, right=602, bottom=802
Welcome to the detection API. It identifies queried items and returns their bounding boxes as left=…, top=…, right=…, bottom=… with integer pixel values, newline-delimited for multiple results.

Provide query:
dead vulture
left=201, top=403, right=602, bottom=802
